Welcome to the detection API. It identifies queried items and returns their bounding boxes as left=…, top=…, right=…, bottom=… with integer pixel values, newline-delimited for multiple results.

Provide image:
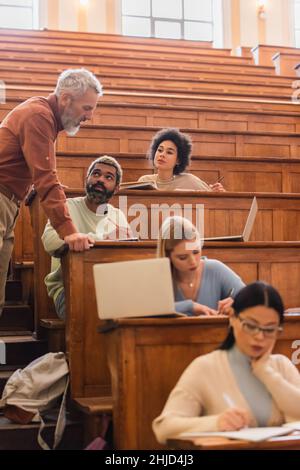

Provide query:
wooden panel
left=55, top=153, right=299, bottom=193
left=62, top=241, right=300, bottom=403
left=56, top=127, right=300, bottom=159
left=62, top=242, right=156, bottom=399
left=20, top=190, right=300, bottom=278
left=3, top=87, right=300, bottom=117
left=0, top=28, right=213, bottom=49
left=0, top=40, right=231, bottom=60
left=273, top=52, right=300, bottom=76
left=1, top=66, right=291, bottom=100
left=252, top=45, right=300, bottom=67
left=0, top=43, right=255, bottom=65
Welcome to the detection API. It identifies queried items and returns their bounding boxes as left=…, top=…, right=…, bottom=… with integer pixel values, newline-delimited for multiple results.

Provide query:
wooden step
left=0, top=335, right=47, bottom=367
left=0, top=370, right=12, bottom=395
left=73, top=397, right=113, bottom=446
left=5, top=280, right=22, bottom=303
left=40, top=319, right=65, bottom=352
left=0, top=414, right=83, bottom=450
left=74, top=396, right=113, bottom=415
left=0, top=305, right=33, bottom=331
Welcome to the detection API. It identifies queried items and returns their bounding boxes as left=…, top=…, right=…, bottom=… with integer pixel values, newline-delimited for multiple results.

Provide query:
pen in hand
left=227, top=287, right=235, bottom=298
left=222, top=393, right=249, bottom=429
left=217, top=288, right=234, bottom=315
left=223, top=392, right=236, bottom=408
left=215, top=175, right=224, bottom=184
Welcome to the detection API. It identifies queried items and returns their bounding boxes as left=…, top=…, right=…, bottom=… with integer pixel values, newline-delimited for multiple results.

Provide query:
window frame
left=0, top=0, right=39, bottom=29
left=121, top=0, right=214, bottom=41
left=294, top=0, right=300, bottom=47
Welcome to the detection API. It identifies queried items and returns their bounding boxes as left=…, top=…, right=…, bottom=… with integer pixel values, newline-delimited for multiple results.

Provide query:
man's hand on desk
left=64, top=233, right=95, bottom=251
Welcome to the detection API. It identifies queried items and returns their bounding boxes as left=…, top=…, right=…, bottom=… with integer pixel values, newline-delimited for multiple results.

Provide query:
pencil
left=215, top=175, right=224, bottom=184
left=227, top=288, right=235, bottom=298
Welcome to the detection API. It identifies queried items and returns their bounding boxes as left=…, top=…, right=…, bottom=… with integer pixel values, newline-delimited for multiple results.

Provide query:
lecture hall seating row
left=0, top=63, right=293, bottom=102
left=55, top=152, right=300, bottom=193
left=57, top=124, right=300, bottom=159
left=2, top=28, right=299, bottom=76
left=61, top=243, right=300, bottom=449
left=26, top=190, right=300, bottom=338
left=2, top=94, right=300, bottom=133
left=3, top=27, right=298, bottom=449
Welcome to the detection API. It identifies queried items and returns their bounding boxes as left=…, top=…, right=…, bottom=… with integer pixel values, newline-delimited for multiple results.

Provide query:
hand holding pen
left=217, top=393, right=250, bottom=431
left=210, top=175, right=226, bottom=192
left=217, top=288, right=235, bottom=315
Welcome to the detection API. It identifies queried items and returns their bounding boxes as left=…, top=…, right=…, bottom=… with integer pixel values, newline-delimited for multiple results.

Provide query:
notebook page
left=180, top=427, right=294, bottom=442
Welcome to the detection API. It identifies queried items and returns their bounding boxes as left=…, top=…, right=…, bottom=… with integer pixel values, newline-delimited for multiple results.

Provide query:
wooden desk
left=103, top=314, right=300, bottom=450
left=168, top=433, right=300, bottom=450
left=26, top=189, right=300, bottom=337
left=61, top=241, right=156, bottom=399
left=27, top=184, right=300, bottom=338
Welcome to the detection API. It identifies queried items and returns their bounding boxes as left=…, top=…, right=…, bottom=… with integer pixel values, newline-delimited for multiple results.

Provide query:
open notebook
left=93, top=258, right=180, bottom=320
left=204, top=197, right=258, bottom=242
left=119, top=181, right=157, bottom=190
left=179, top=426, right=295, bottom=442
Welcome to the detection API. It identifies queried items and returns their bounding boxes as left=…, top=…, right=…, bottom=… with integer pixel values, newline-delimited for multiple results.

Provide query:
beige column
left=231, top=0, right=241, bottom=50
left=47, top=0, right=59, bottom=29
left=78, top=0, right=88, bottom=32
left=106, top=0, right=122, bottom=34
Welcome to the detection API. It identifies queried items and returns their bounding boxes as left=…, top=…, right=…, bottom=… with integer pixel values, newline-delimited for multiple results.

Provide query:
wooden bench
left=1, top=65, right=290, bottom=100
left=61, top=240, right=300, bottom=398
left=0, top=46, right=256, bottom=69
left=0, top=40, right=230, bottom=59
left=273, top=52, right=300, bottom=76
left=0, top=55, right=274, bottom=83
left=0, top=28, right=213, bottom=50
left=56, top=125, right=300, bottom=159
left=2, top=86, right=298, bottom=115
left=0, top=38, right=255, bottom=62
left=252, top=44, right=300, bottom=68
left=0, top=59, right=292, bottom=88
left=18, top=190, right=300, bottom=302
left=2, top=96, right=300, bottom=134
left=54, top=152, right=300, bottom=193
left=41, top=238, right=300, bottom=446
left=102, top=313, right=300, bottom=449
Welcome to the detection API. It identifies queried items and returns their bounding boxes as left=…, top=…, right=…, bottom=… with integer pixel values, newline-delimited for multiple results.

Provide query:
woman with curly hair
left=138, top=128, right=225, bottom=191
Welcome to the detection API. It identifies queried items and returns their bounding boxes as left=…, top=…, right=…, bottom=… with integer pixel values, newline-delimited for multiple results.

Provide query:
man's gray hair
left=55, top=68, right=102, bottom=98
left=87, top=156, right=123, bottom=185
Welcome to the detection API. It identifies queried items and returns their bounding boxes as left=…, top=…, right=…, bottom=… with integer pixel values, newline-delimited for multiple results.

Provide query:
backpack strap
left=37, top=376, right=69, bottom=450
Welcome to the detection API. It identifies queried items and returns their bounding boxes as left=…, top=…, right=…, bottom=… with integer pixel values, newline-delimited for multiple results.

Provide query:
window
left=122, top=0, right=218, bottom=42
left=0, top=0, right=39, bottom=29
left=295, top=0, right=300, bottom=47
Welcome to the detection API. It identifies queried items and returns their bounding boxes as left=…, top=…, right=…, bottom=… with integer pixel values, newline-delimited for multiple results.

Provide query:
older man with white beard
left=0, top=68, right=102, bottom=316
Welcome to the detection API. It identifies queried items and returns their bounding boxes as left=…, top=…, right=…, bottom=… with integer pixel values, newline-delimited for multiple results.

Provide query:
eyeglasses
left=238, top=316, right=283, bottom=338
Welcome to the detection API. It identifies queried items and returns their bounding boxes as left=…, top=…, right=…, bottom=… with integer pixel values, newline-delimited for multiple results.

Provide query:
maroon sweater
left=0, top=93, right=76, bottom=238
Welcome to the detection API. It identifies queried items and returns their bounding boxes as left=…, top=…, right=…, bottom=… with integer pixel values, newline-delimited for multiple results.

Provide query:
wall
left=231, top=0, right=294, bottom=48
left=41, top=0, right=296, bottom=48
left=38, top=0, right=116, bottom=33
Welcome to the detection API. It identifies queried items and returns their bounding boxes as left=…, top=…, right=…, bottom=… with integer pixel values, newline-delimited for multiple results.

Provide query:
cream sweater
left=153, top=349, right=300, bottom=444
left=42, top=197, right=130, bottom=301
left=138, top=173, right=212, bottom=191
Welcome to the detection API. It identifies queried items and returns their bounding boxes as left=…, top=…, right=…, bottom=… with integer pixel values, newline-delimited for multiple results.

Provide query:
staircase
left=0, top=278, right=83, bottom=449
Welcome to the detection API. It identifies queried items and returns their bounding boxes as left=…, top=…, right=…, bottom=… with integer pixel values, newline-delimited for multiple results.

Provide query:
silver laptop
left=204, top=197, right=258, bottom=242
left=93, top=258, right=178, bottom=320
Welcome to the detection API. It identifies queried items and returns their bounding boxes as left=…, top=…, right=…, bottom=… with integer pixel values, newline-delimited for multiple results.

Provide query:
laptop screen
left=93, top=258, right=175, bottom=319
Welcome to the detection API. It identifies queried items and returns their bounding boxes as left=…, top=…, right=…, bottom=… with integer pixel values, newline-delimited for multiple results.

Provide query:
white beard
left=65, top=125, right=80, bottom=136
left=61, top=108, right=81, bottom=136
